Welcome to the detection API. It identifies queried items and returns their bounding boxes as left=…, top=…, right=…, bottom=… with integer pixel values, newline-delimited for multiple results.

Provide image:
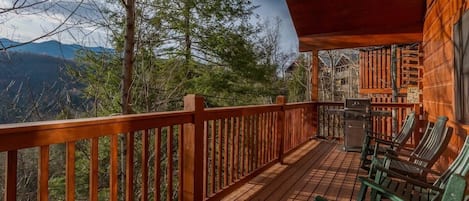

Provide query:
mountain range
left=0, top=38, right=112, bottom=60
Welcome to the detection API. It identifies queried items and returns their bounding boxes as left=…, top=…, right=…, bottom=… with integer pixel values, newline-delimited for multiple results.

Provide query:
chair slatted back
left=411, top=116, right=452, bottom=168
left=392, top=112, right=416, bottom=151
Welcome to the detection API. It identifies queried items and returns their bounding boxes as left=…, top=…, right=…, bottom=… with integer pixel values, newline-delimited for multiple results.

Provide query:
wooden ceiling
left=286, top=0, right=425, bottom=51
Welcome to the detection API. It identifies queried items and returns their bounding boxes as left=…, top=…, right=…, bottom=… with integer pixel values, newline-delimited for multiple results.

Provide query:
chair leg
left=370, top=188, right=378, bottom=201
left=357, top=183, right=368, bottom=201
left=360, top=135, right=371, bottom=162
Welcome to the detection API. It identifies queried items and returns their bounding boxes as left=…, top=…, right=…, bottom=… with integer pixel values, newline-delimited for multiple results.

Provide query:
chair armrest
left=411, top=154, right=433, bottom=163
left=399, top=146, right=415, bottom=152
left=388, top=150, right=412, bottom=159
left=374, top=164, right=443, bottom=192
left=375, top=138, right=398, bottom=146
left=383, top=154, right=442, bottom=176
left=359, top=174, right=442, bottom=200
left=367, top=131, right=393, bottom=140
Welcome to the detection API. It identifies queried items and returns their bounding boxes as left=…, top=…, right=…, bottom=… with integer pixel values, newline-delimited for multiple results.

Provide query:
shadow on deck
left=223, top=140, right=368, bottom=201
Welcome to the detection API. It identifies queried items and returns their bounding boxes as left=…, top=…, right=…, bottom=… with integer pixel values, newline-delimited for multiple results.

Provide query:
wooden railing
left=0, top=110, right=193, bottom=201
left=370, top=103, right=422, bottom=146
left=0, top=95, right=316, bottom=201
left=317, top=102, right=344, bottom=139
left=201, top=96, right=315, bottom=200
left=316, top=102, right=422, bottom=145
left=0, top=96, right=422, bottom=201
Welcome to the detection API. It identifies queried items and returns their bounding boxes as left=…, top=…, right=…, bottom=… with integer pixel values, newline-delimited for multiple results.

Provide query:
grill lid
left=345, top=98, right=371, bottom=109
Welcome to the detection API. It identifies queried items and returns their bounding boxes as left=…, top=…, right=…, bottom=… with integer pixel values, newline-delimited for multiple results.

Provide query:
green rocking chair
left=360, top=111, right=417, bottom=168
left=357, top=136, right=469, bottom=201
left=369, top=116, right=452, bottom=181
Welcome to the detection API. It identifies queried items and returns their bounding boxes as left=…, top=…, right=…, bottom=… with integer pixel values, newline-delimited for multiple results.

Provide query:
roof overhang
left=286, top=0, right=425, bottom=51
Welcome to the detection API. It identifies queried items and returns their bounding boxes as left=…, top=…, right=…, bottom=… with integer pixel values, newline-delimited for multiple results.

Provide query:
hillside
left=0, top=38, right=112, bottom=59
left=0, top=51, right=84, bottom=123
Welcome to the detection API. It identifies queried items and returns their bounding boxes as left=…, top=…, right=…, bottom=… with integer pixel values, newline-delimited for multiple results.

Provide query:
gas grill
left=343, top=98, right=372, bottom=151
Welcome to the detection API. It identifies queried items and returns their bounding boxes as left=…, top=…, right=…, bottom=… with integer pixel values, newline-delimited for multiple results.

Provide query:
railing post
left=311, top=102, right=318, bottom=137
left=276, top=96, right=286, bottom=164
left=183, top=94, right=205, bottom=201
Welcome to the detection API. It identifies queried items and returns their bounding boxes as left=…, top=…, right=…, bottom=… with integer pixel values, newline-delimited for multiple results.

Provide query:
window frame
left=454, top=10, right=469, bottom=124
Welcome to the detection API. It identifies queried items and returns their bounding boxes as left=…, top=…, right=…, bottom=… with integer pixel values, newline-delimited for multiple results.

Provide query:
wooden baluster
left=230, top=117, right=235, bottom=183
left=211, top=120, right=216, bottom=194
left=233, top=117, right=239, bottom=181
left=90, top=138, right=99, bottom=201
left=66, top=141, right=76, bottom=201
left=5, top=150, right=17, bottom=201
left=248, top=115, right=254, bottom=172
left=38, top=146, right=49, bottom=201
left=167, top=127, right=173, bottom=201
left=224, top=118, right=229, bottom=187
left=110, top=135, right=118, bottom=201
left=178, top=125, right=184, bottom=201
left=154, top=128, right=161, bottom=201
left=270, top=113, right=274, bottom=160
left=240, top=116, right=245, bottom=176
left=218, top=119, right=223, bottom=190
left=255, top=114, right=260, bottom=169
left=142, top=130, right=149, bottom=201
left=203, top=121, right=208, bottom=198
left=263, top=113, right=267, bottom=164
left=126, top=132, right=135, bottom=201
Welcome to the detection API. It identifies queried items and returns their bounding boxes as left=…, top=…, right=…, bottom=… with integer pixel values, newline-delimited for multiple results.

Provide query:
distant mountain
left=0, top=38, right=113, bottom=60
left=0, top=51, right=86, bottom=123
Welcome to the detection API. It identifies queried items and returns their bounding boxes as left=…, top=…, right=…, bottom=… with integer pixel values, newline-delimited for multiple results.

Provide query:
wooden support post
left=311, top=50, right=319, bottom=136
left=276, top=96, right=286, bottom=164
left=183, top=94, right=205, bottom=201
left=311, top=50, right=319, bottom=101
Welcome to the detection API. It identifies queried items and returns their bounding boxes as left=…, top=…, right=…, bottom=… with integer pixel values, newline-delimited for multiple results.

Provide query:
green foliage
left=285, top=53, right=311, bottom=102
left=71, top=50, right=122, bottom=116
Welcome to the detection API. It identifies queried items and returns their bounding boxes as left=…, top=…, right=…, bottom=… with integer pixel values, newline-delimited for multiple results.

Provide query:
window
left=454, top=10, right=469, bottom=123
left=341, top=78, right=348, bottom=85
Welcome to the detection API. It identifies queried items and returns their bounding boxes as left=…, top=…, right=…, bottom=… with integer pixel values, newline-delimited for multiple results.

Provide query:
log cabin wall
left=422, top=0, right=469, bottom=170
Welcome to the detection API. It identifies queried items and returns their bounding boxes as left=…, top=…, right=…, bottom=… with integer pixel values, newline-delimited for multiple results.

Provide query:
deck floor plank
left=222, top=140, right=368, bottom=201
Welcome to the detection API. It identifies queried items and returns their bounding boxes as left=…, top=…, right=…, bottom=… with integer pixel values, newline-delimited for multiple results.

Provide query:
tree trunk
left=391, top=45, right=398, bottom=136
left=122, top=0, right=136, bottom=198
left=183, top=0, right=192, bottom=77
left=122, top=0, right=136, bottom=115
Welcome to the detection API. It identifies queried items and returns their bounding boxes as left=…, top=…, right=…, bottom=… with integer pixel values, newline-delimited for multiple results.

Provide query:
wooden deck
left=223, top=139, right=368, bottom=201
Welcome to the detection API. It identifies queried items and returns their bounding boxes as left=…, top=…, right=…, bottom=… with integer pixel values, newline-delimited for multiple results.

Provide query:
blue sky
left=253, top=0, right=298, bottom=51
left=0, top=0, right=298, bottom=50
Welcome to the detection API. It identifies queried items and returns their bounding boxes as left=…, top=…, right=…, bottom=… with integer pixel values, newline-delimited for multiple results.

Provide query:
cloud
left=0, top=0, right=109, bottom=46
left=0, top=0, right=298, bottom=50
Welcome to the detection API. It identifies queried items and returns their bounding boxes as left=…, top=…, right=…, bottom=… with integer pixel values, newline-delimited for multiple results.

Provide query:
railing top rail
left=371, top=102, right=420, bottom=107
left=316, top=101, right=420, bottom=108
left=0, top=110, right=193, bottom=152
left=285, top=102, right=315, bottom=109
left=205, top=104, right=281, bottom=112
left=204, top=104, right=282, bottom=120
left=286, top=101, right=314, bottom=106
left=0, top=110, right=193, bottom=134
